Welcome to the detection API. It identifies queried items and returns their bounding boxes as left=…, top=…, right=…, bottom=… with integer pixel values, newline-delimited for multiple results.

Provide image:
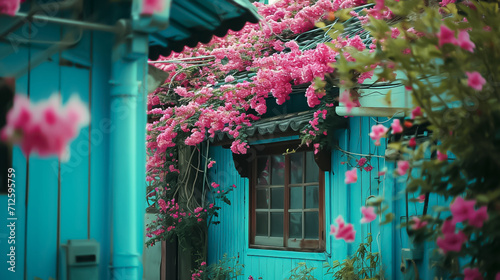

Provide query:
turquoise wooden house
left=205, top=76, right=445, bottom=279
left=0, top=1, right=258, bottom=280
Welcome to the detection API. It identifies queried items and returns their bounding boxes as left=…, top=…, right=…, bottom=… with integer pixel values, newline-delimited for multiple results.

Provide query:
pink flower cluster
left=438, top=25, right=475, bottom=52
left=0, top=0, right=24, bottom=16
left=369, top=124, right=388, bottom=146
left=436, top=197, right=489, bottom=255
left=360, top=206, right=376, bottom=223
left=330, top=215, right=356, bottom=242
left=1, top=94, right=89, bottom=159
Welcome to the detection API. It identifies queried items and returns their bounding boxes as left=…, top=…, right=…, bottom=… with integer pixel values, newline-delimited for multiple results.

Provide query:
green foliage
left=320, top=0, right=500, bottom=277
left=287, top=262, right=318, bottom=280
left=324, top=234, right=380, bottom=280
left=191, top=254, right=245, bottom=280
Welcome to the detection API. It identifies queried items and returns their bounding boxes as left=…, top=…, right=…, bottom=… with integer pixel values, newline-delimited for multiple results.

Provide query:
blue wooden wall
left=0, top=15, right=147, bottom=280
left=207, top=117, right=447, bottom=280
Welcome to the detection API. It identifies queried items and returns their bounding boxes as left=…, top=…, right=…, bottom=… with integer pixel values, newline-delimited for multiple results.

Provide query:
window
left=250, top=141, right=325, bottom=251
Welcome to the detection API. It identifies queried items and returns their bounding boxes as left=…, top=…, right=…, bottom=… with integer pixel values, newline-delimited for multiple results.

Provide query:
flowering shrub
left=190, top=254, right=244, bottom=280
left=322, top=0, right=500, bottom=278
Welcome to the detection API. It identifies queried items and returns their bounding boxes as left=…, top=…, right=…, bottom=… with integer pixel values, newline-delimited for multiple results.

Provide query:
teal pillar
left=109, top=35, right=147, bottom=279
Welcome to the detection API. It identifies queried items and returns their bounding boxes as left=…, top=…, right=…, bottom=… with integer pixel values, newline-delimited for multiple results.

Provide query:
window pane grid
left=253, top=148, right=323, bottom=251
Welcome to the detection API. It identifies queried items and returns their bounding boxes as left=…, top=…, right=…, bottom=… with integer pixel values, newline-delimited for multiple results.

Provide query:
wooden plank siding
left=0, top=25, right=147, bottom=280
left=207, top=116, right=442, bottom=280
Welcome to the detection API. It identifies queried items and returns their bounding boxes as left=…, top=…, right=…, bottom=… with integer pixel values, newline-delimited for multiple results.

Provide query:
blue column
left=109, top=42, right=142, bottom=280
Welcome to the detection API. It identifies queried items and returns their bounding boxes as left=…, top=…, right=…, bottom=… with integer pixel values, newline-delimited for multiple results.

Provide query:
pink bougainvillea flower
left=396, top=160, right=410, bottom=176
left=339, top=90, right=358, bottom=113
left=345, top=168, right=358, bottom=184
left=450, top=197, right=476, bottom=224
left=409, top=137, right=417, bottom=148
left=468, top=206, right=488, bottom=228
left=360, top=206, right=377, bottom=223
left=141, top=0, right=166, bottom=15
left=391, top=119, right=403, bottom=134
left=207, top=160, right=216, bottom=169
left=437, top=150, right=448, bottom=161
left=0, top=94, right=89, bottom=159
left=0, top=0, right=22, bottom=16
left=211, top=182, right=220, bottom=188
left=330, top=215, right=356, bottom=243
left=411, top=216, right=428, bottom=230
left=436, top=227, right=467, bottom=254
left=457, top=30, right=475, bottom=52
left=438, top=25, right=457, bottom=47
left=418, top=194, right=426, bottom=203
left=440, top=0, right=456, bottom=6
left=224, top=75, right=235, bottom=83
left=466, top=71, right=486, bottom=91
left=495, top=272, right=500, bottom=280
left=358, top=157, right=367, bottom=166
left=369, top=124, right=389, bottom=146
left=411, top=106, right=423, bottom=119
left=330, top=224, right=336, bottom=235
left=463, top=268, right=483, bottom=280
left=364, top=165, right=373, bottom=172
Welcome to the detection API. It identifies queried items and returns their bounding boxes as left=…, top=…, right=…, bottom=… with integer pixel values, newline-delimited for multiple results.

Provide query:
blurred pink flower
left=211, top=182, right=220, bottom=188
left=463, top=267, right=483, bottom=280
left=0, top=0, right=22, bottom=16
left=458, top=30, right=475, bottom=52
left=369, top=124, right=388, bottom=146
left=437, top=150, right=448, bottom=161
left=466, top=71, right=486, bottom=91
left=411, top=106, right=423, bottom=119
left=437, top=220, right=467, bottom=254
left=364, top=165, right=373, bottom=172
left=391, top=119, right=403, bottom=134
left=1, top=94, right=89, bottom=159
left=141, top=0, right=165, bottom=15
left=345, top=168, right=357, bottom=184
left=357, top=157, right=367, bottom=166
left=360, top=206, right=376, bottom=223
left=330, top=215, right=356, bottom=243
left=339, top=90, right=358, bottom=113
left=450, top=197, right=476, bottom=224
left=409, top=137, right=417, bottom=148
left=418, top=194, right=425, bottom=203
left=207, top=160, right=216, bottom=169
left=396, top=160, right=410, bottom=176
left=438, top=25, right=457, bottom=47
left=468, top=206, right=488, bottom=228
left=411, top=216, right=428, bottom=230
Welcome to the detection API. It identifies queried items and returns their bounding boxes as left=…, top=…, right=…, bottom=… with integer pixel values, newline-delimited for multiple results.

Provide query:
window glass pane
left=289, top=153, right=303, bottom=184
left=270, top=212, right=283, bottom=237
left=305, top=186, right=319, bottom=209
left=289, top=187, right=302, bottom=209
left=271, top=187, right=284, bottom=209
left=304, top=212, right=319, bottom=239
left=256, top=212, right=268, bottom=236
left=257, top=157, right=270, bottom=185
left=305, top=151, right=319, bottom=183
left=256, top=189, right=268, bottom=209
left=289, top=212, right=302, bottom=239
left=271, top=155, right=285, bottom=185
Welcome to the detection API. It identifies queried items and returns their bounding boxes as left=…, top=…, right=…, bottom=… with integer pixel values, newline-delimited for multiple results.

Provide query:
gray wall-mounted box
left=62, top=239, right=100, bottom=280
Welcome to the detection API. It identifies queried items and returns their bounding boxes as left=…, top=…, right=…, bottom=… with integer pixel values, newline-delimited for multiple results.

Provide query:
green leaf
left=221, top=56, right=229, bottom=65
left=380, top=213, right=394, bottom=225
